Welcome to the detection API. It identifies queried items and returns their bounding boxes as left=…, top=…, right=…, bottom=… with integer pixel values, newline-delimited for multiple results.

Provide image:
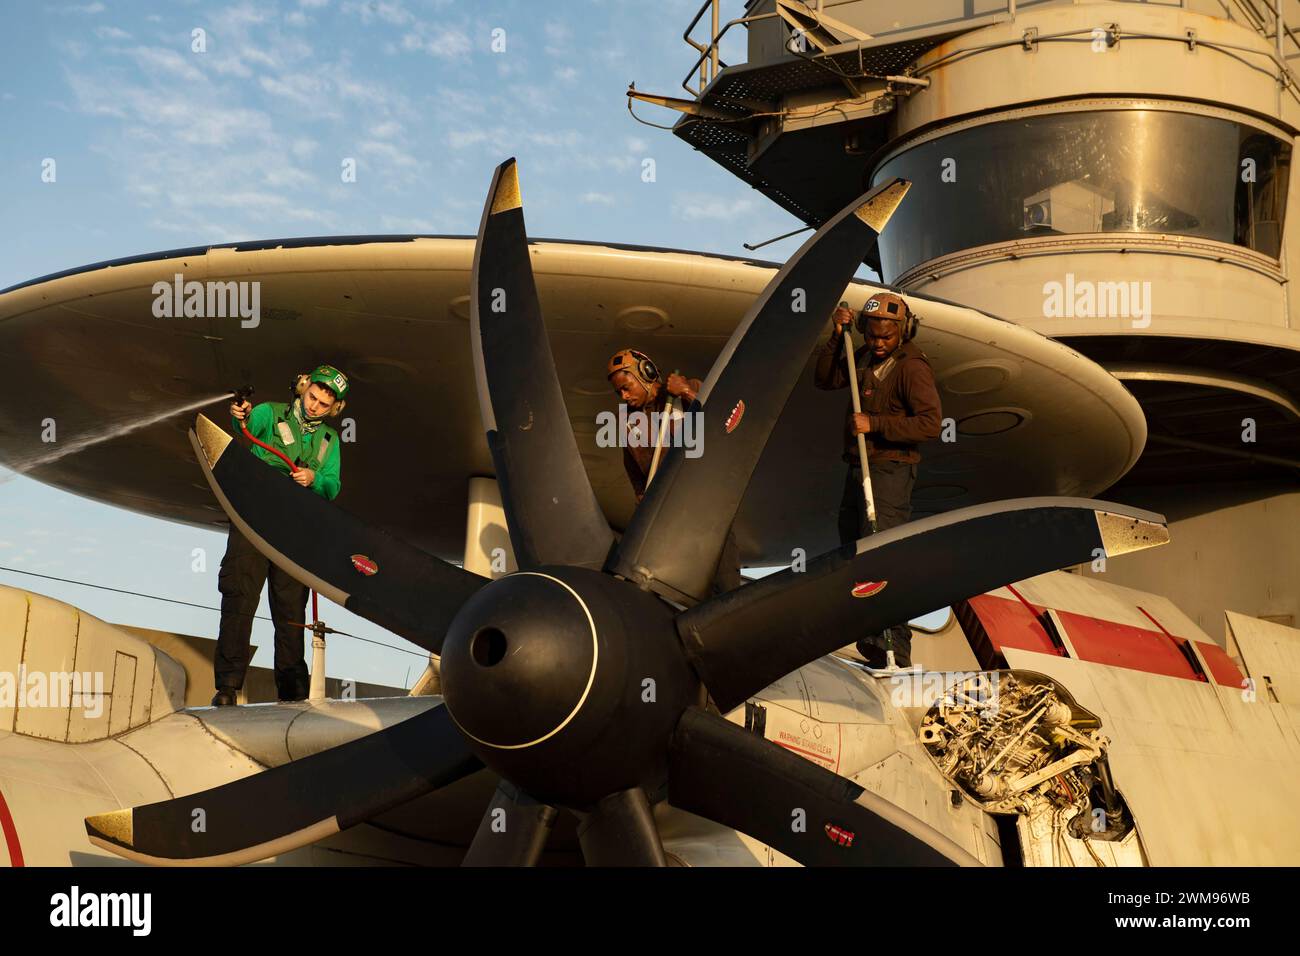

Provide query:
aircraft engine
left=918, top=671, right=1134, bottom=847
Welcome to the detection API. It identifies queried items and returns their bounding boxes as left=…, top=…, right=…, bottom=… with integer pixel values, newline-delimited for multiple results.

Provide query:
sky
left=0, top=0, right=903, bottom=691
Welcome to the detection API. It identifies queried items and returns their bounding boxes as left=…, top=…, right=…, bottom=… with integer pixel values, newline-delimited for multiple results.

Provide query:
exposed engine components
left=917, top=671, right=1133, bottom=845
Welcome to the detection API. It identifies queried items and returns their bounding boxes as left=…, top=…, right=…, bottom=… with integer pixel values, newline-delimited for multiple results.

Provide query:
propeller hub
left=442, top=571, right=598, bottom=749
left=440, top=566, right=697, bottom=807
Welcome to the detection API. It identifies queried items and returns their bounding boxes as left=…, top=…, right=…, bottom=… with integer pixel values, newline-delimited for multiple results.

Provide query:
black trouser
left=215, top=525, right=310, bottom=699
left=838, top=459, right=917, bottom=667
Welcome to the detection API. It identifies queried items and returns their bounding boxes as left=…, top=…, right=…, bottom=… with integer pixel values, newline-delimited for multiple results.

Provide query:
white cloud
left=207, top=51, right=254, bottom=78
left=127, top=46, right=205, bottom=83
left=448, top=128, right=489, bottom=149
left=525, top=129, right=582, bottom=149
left=358, top=139, right=421, bottom=170
left=260, top=73, right=336, bottom=114
left=335, top=75, right=390, bottom=108
left=262, top=165, right=316, bottom=189
left=672, top=193, right=757, bottom=221
left=580, top=192, right=616, bottom=206
left=401, top=28, right=471, bottom=58
left=95, top=25, right=131, bottom=40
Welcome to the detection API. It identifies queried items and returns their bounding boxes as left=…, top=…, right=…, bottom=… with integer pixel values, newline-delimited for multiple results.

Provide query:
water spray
left=0, top=391, right=231, bottom=484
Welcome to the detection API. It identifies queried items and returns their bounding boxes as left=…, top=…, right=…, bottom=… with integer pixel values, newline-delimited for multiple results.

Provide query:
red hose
left=238, top=419, right=299, bottom=473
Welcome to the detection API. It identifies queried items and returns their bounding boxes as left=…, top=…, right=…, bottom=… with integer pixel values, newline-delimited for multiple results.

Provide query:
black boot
left=211, top=687, right=239, bottom=706
left=277, top=679, right=309, bottom=703
left=855, top=638, right=889, bottom=669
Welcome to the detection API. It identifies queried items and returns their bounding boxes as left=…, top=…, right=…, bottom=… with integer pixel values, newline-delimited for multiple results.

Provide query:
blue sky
left=0, top=1, right=907, bottom=690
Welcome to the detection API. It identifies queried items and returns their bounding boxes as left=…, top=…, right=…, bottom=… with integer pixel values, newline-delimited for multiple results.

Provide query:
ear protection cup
left=634, top=351, right=660, bottom=388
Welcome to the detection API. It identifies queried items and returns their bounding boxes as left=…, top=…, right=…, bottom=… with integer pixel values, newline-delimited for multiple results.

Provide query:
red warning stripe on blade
left=851, top=580, right=887, bottom=599
left=351, top=554, right=378, bottom=576
left=725, top=400, right=745, bottom=434
left=824, top=823, right=855, bottom=847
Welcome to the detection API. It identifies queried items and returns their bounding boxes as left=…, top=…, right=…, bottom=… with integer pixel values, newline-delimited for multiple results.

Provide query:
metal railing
left=1224, top=0, right=1300, bottom=60
left=681, top=0, right=779, bottom=96
left=681, top=1, right=1300, bottom=102
left=1218, top=0, right=1300, bottom=95
left=680, top=0, right=1029, bottom=97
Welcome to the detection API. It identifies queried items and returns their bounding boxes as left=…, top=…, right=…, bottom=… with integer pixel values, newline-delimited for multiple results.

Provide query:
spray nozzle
left=231, top=385, right=255, bottom=405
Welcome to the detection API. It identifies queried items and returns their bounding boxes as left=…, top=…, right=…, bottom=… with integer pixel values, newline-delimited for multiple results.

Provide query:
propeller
left=87, top=159, right=1169, bottom=868
left=677, top=499, right=1169, bottom=712
left=669, top=707, right=982, bottom=866
left=86, top=703, right=479, bottom=865
left=470, top=159, right=616, bottom=571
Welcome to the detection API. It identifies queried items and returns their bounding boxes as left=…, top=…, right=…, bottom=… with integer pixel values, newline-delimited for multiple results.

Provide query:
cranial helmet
left=860, top=292, right=918, bottom=341
left=294, top=364, right=349, bottom=417
left=606, top=348, right=661, bottom=392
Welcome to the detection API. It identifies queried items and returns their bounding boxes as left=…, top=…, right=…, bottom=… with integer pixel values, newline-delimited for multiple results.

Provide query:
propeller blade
left=85, top=704, right=480, bottom=866
left=669, top=707, right=981, bottom=866
left=607, top=178, right=911, bottom=604
left=576, top=787, right=668, bottom=867
left=190, top=415, right=485, bottom=654
left=471, top=157, right=616, bottom=570
left=678, top=499, right=1169, bottom=712
left=462, top=781, right=558, bottom=867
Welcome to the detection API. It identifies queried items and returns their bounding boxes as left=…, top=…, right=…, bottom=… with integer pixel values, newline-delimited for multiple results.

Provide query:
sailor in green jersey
left=237, top=375, right=345, bottom=499
left=210, top=365, right=350, bottom=705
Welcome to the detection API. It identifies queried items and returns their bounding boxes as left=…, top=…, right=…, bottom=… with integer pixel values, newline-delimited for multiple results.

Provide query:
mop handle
left=839, top=305, right=878, bottom=532
left=646, top=371, right=679, bottom=487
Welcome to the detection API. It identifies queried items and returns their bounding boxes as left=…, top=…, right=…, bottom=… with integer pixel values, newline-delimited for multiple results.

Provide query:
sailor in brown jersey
left=814, top=293, right=943, bottom=667
left=607, top=348, right=742, bottom=595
